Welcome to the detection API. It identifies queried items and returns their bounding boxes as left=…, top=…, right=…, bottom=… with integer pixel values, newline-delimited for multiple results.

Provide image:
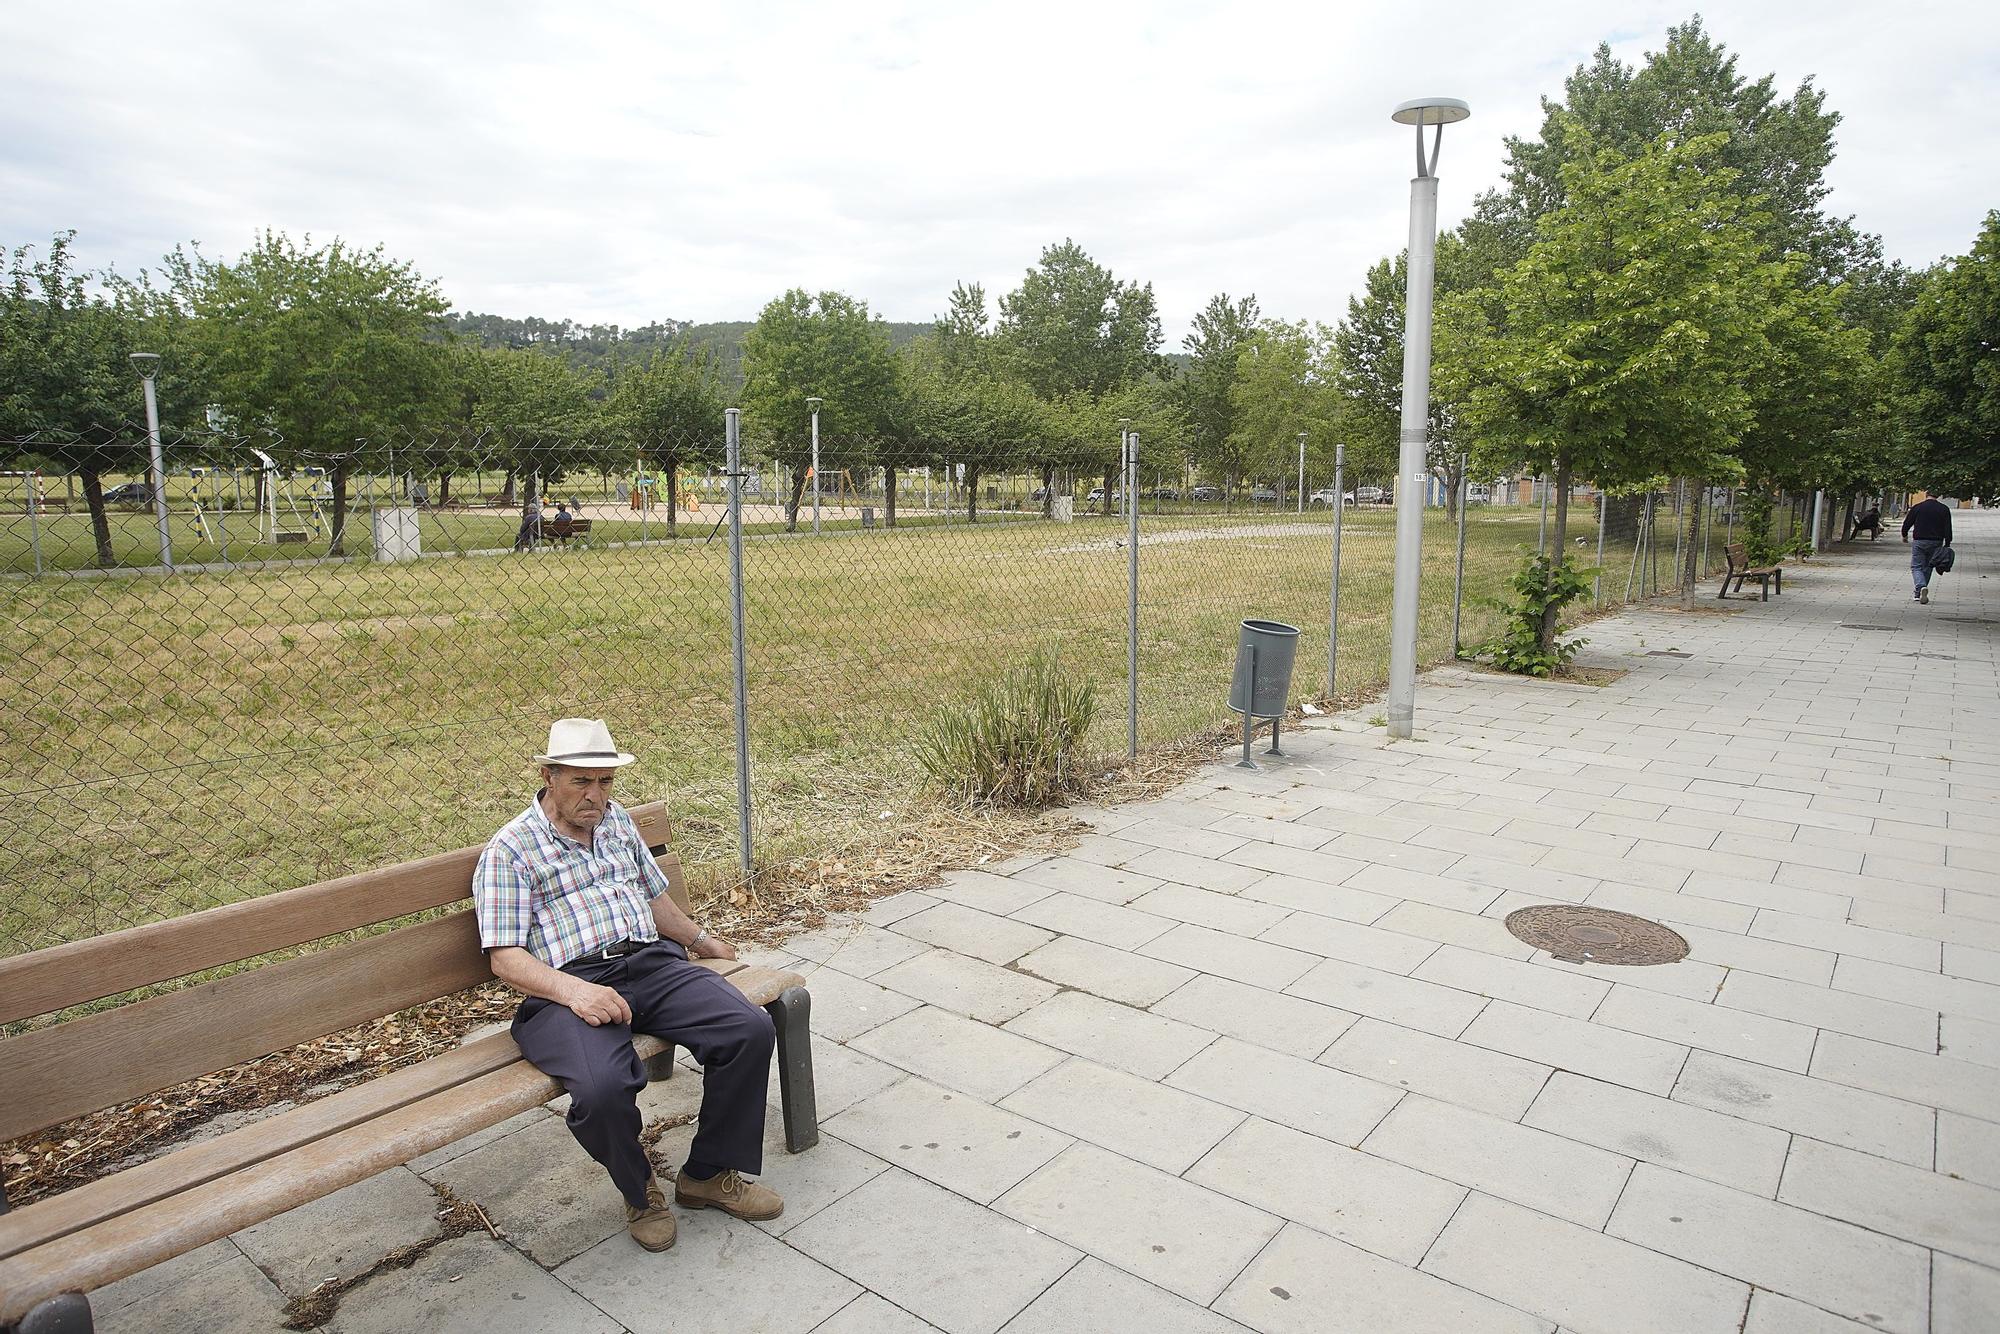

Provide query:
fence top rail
left=0, top=801, right=671, bottom=1026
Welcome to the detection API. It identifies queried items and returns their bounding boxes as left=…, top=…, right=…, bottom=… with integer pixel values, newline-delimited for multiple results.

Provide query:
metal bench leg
left=643, top=1044, right=677, bottom=1082
left=1773, top=569, right=1782, bottom=595
left=767, top=987, right=819, bottom=1153
left=17, top=1293, right=93, bottom=1334
left=1, top=1173, right=10, bottom=1214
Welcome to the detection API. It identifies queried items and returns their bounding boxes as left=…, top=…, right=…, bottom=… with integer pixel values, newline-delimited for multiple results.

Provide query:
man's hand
left=689, top=932, right=738, bottom=962
left=566, top=980, right=633, bottom=1027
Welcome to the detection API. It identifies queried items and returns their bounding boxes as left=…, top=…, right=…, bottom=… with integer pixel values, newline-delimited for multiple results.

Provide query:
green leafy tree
left=1896, top=211, right=2000, bottom=498
left=1467, top=15, right=1868, bottom=282
left=153, top=232, right=450, bottom=554
left=1454, top=131, right=1776, bottom=641
left=0, top=232, right=153, bottom=565
left=464, top=348, right=604, bottom=507
left=741, top=289, right=898, bottom=532
left=1227, top=320, right=1342, bottom=503
left=1333, top=248, right=1481, bottom=504
left=605, top=338, right=726, bottom=535
left=996, top=239, right=1162, bottom=400
left=1178, top=293, right=1260, bottom=495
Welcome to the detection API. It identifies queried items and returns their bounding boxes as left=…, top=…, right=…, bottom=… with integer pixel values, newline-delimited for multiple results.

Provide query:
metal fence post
left=1327, top=441, right=1344, bottom=699
left=1594, top=488, right=1607, bottom=606
left=725, top=408, right=754, bottom=886
left=25, top=477, right=44, bottom=576
left=1126, top=430, right=1139, bottom=762
left=1450, top=453, right=1469, bottom=658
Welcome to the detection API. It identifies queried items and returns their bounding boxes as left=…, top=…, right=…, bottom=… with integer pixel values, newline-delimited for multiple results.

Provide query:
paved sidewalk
left=98, top=515, right=2000, bottom=1333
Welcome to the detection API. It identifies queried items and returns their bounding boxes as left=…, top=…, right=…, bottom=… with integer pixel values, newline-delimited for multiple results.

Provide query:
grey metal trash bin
left=1228, top=619, right=1300, bottom=767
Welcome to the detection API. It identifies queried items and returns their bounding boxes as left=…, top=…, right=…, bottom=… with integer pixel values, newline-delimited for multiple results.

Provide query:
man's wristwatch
left=689, top=928, right=710, bottom=952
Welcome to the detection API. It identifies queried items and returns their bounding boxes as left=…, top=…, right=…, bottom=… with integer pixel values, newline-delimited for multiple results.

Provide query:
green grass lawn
left=0, top=499, right=1663, bottom=956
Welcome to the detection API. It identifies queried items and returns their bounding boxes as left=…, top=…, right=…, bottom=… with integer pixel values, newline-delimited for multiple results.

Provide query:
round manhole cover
left=1504, top=905, right=1690, bottom=966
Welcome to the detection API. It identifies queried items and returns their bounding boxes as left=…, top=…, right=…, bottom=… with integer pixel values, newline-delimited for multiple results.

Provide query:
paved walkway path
left=101, top=515, right=2000, bottom=1333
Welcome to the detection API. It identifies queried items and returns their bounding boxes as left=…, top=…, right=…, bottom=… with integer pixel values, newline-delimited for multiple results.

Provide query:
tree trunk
left=328, top=461, right=351, bottom=558
left=1041, top=463, right=1055, bottom=519
left=966, top=463, right=982, bottom=523
left=438, top=471, right=453, bottom=505
left=885, top=467, right=898, bottom=528
left=785, top=466, right=806, bottom=532
left=500, top=470, right=516, bottom=507
left=82, top=467, right=114, bottom=568
left=1101, top=463, right=1116, bottom=515
left=1442, top=455, right=1464, bottom=521
left=1537, top=459, right=1573, bottom=652
left=667, top=469, right=679, bottom=538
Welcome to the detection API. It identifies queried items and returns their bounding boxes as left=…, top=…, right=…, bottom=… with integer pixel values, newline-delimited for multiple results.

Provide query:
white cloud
left=5, top=0, right=1997, bottom=343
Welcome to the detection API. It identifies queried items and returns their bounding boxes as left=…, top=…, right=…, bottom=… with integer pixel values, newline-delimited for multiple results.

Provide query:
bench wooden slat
left=702, top=962, right=807, bottom=1008
left=0, top=1053, right=607, bottom=1324
left=0, top=1029, right=650, bottom=1263
left=0, top=912, right=493, bottom=1143
left=0, top=802, right=671, bottom=1025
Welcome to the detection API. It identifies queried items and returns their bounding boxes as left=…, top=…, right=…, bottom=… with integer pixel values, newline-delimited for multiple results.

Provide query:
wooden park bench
left=1718, top=541, right=1783, bottom=601
left=0, top=802, right=815, bottom=1334
left=548, top=516, right=591, bottom=547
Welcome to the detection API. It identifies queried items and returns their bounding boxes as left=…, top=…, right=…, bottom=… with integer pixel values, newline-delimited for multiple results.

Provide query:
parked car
left=100, top=481, right=158, bottom=507
left=1308, top=487, right=1353, bottom=507
left=1465, top=483, right=1492, bottom=504
left=1190, top=485, right=1221, bottom=502
left=1249, top=485, right=1281, bottom=503
left=1085, top=486, right=1122, bottom=504
left=1354, top=485, right=1388, bottom=505
left=1144, top=486, right=1183, bottom=501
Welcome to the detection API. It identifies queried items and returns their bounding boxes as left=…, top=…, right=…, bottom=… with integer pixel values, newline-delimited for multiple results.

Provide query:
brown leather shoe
left=627, top=1177, right=677, bottom=1251
left=674, top=1168, right=783, bottom=1221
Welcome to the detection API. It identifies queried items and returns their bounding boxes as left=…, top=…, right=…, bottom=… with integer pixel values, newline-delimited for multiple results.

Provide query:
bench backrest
left=0, top=802, right=679, bottom=1146
left=1723, top=542, right=1748, bottom=572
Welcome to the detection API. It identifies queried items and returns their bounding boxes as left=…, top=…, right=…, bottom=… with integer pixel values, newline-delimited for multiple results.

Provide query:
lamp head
left=805, top=396, right=823, bottom=408
left=129, top=351, right=161, bottom=381
left=1391, top=98, right=1470, bottom=126
left=1391, top=98, right=1470, bottom=179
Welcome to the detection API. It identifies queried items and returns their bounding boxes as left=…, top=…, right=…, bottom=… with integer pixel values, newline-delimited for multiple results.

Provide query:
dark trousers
left=512, top=942, right=774, bottom=1209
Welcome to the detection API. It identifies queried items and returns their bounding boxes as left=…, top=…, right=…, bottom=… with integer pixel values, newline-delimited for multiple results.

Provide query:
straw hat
left=535, top=718, right=637, bottom=769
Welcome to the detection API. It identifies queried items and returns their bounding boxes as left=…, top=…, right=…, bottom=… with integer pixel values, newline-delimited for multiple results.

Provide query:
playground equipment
left=4, top=471, right=47, bottom=574
left=250, top=448, right=324, bottom=544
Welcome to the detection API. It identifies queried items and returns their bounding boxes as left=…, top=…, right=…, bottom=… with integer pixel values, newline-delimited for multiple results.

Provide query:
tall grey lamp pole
left=805, top=397, right=823, bottom=536
left=130, top=352, right=172, bottom=571
left=1384, top=96, right=1469, bottom=740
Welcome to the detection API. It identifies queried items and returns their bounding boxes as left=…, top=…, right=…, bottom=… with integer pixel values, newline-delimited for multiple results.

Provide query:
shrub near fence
left=0, top=427, right=1778, bottom=962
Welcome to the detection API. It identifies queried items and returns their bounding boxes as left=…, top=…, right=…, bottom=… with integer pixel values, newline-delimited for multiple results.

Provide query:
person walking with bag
left=1902, top=494, right=1954, bottom=603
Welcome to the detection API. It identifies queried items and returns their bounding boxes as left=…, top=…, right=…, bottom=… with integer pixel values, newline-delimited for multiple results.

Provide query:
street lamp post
left=805, top=396, right=823, bottom=536
left=129, top=352, right=172, bottom=571
left=1384, top=96, right=1469, bottom=740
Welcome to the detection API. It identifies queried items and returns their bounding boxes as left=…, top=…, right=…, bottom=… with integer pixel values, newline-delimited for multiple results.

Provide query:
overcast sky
left=6, top=1, right=1997, bottom=345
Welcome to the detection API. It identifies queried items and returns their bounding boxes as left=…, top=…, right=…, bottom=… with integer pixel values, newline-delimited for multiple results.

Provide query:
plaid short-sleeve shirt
left=472, top=795, right=672, bottom=969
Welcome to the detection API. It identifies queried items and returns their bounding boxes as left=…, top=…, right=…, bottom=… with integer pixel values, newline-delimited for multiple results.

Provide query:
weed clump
left=917, top=649, right=1097, bottom=807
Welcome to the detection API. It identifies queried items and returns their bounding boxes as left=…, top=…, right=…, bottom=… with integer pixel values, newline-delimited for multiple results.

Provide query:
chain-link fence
left=0, top=424, right=1824, bottom=961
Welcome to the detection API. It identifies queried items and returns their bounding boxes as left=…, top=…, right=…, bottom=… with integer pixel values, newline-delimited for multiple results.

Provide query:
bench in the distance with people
left=0, top=801, right=815, bottom=1334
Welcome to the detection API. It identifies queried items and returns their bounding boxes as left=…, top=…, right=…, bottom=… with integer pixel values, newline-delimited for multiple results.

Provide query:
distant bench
left=1719, top=541, right=1783, bottom=601
left=547, top=517, right=591, bottom=546
left=0, top=800, right=815, bottom=1334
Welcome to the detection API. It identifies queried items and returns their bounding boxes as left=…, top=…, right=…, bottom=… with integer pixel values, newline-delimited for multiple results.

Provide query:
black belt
left=566, top=938, right=652, bottom=967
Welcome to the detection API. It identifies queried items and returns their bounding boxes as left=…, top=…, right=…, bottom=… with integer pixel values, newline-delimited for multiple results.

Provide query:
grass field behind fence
left=1, top=500, right=1674, bottom=956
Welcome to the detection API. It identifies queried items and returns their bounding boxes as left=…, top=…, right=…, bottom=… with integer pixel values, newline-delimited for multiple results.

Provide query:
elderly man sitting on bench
left=473, top=718, right=783, bottom=1254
